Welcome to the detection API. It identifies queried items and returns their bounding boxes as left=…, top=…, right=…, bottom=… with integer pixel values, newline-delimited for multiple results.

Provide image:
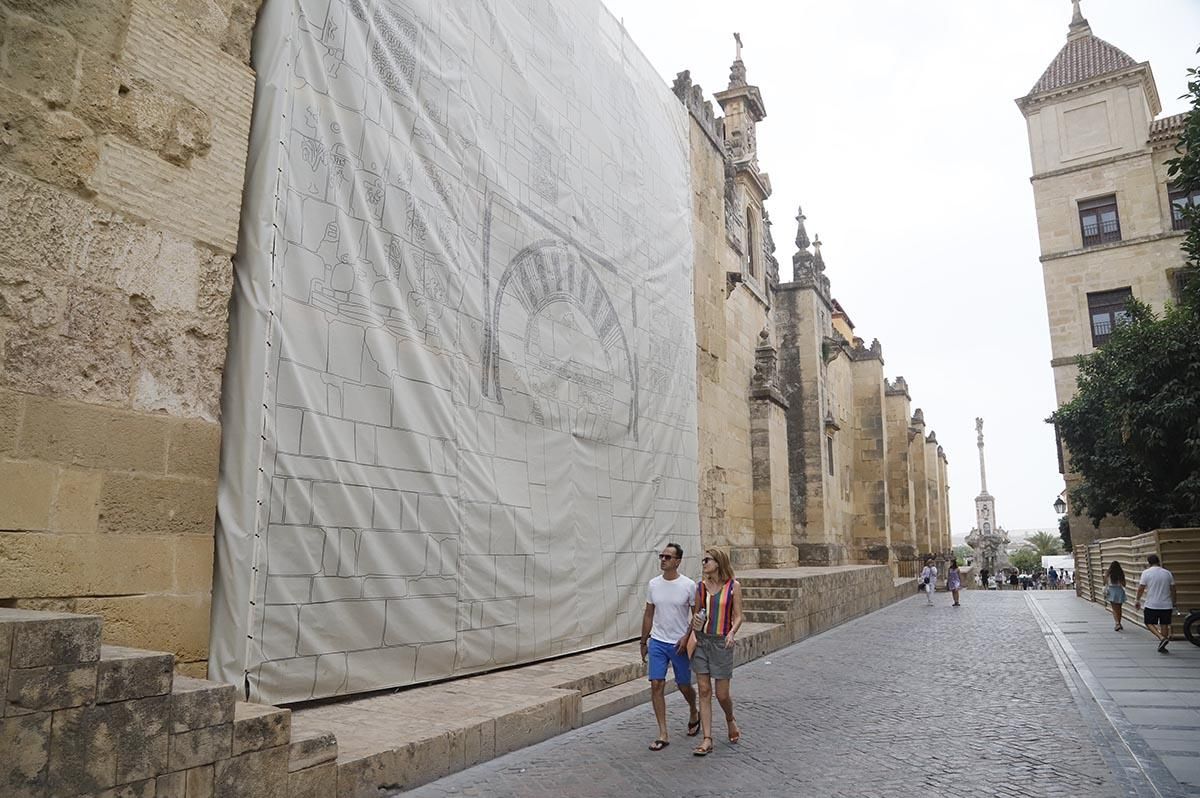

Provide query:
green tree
left=1050, top=52, right=1200, bottom=532
left=1058, top=515, right=1073, bottom=553
left=953, top=544, right=975, bottom=565
left=1024, top=531, right=1062, bottom=556
left=1167, top=48, right=1200, bottom=300
left=1008, top=548, right=1041, bottom=574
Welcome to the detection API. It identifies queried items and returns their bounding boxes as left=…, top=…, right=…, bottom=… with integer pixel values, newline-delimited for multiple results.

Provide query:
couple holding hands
left=639, top=543, right=743, bottom=757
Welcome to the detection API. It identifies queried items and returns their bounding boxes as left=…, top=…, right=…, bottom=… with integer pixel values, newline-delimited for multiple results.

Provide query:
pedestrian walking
left=1134, top=554, right=1177, bottom=653
left=640, top=543, right=700, bottom=750
left=947, top=559, right=962, bottom=607
left=920, top=559, right=937, bottom=605
left=1103, top=560, right=1127, bottom=631
left=1008, top=571, right=1018, bottom=590
left=1048, top=566, right=1059, bottom=589
left=687, top=548, right=742, bottom=756
left=979, top=567, right=990, bottom=591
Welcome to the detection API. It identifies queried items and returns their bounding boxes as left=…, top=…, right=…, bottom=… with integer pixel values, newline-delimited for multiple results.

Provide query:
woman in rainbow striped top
left=688, top=548, right=743, bottom=756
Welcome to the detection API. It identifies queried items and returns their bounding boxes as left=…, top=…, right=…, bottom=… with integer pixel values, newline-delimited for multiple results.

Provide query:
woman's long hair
left=949, top=558, right=959, bottom=570
left=704, top=548, right=735, bottom=584
left=1107, top=560, right=1125, bottom=585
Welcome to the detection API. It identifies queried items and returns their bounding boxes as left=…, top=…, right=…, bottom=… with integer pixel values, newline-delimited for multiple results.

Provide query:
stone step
left=738, top=576, right=814, bottom=588
left=744, top=609, right=790, bottom=624
left=739, top=597, right=796, bottom=613
left=96, top=645, right=174, bottom=704
left=233, top=700, right=291, bottom=756
left=740, top=586, right=802, bottom=599
left=581, top=679, right=665, bottom=726
left=286, top=723, right=338, bottom=773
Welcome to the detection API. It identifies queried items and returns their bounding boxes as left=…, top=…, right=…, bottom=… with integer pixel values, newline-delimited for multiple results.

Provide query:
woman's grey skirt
left=692, top=630, right=735, bottom=679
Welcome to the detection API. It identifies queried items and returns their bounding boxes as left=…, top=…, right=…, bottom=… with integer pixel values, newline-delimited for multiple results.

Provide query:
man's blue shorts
left=647, top=638, right=692, bottom=685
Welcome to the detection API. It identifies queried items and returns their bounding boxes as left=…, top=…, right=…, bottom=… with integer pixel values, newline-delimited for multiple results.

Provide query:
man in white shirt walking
left=640, top=542, right=700, bottom=751
left=1135, top=554, right=1178, bottom=653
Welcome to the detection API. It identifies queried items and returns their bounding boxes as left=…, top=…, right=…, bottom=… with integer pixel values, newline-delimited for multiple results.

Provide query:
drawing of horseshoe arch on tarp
left=482, top=235, right=638, bottom=443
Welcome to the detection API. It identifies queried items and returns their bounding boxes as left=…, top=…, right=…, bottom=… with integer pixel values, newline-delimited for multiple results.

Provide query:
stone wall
left=849, top=350, right=889, bottom=562
left=0, top=0, right=262, bottom=674
left=679, top=69, right=794, bottom=569
left=0, top=607, right=336, bottom=798
left=884, top=380, right=917, bottom=559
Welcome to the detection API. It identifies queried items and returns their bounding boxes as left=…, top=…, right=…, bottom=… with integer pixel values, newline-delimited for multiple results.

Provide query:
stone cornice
left=1015, top=63, right=1159, bottom=117
left=1039, top=230, right=1186, bottom=262
left=1028, top=149, right=1147, bottom=182
left=1050, top=355, right=1083, bottom=367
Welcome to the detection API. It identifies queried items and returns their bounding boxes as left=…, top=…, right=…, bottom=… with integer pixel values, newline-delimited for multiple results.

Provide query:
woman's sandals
left=728, top=718, right=741, bottom=744
left=692, top=736, right=714, bottom=756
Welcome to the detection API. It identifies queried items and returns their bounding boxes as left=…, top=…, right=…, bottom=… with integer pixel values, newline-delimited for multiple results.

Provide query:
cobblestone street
left=402, top=592, right=1193, bottom=798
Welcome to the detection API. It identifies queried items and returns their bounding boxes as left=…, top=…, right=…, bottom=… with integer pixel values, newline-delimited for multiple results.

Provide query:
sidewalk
left=1028, top=592, right=1200, bottom=795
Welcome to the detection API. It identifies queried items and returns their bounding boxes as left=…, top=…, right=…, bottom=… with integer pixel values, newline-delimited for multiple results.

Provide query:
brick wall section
left=0, top=0, right=263, bottom=674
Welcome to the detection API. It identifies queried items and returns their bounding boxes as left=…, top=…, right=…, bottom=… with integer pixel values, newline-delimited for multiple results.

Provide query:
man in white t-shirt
left=1135, top=554, right=1177, bottom=652
left=640, top=542, right=699, bottom=751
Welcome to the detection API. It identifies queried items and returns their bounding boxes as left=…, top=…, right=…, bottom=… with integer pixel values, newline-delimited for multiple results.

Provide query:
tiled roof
left=1028, top=34, right=1138, bottom=95
left=1148, top=112, right=1188, bottom=144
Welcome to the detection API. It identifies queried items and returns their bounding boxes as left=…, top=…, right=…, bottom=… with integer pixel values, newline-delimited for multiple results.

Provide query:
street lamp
left=1053, top=496, right=1067, bottom=515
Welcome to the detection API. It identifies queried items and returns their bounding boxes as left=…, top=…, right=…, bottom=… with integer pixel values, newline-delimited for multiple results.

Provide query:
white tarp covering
left=212, top=0, right=698, bottom=704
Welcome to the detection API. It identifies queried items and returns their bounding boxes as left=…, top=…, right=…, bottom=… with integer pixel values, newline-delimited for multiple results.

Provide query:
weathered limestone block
left=49, top=696, right=170, bottom=794
left=3, top=13, right=79, bottom=107
left=288, top=762, right=337, bottom=798
left=94, top=778, right=156, bottom=797
left=232, top=701, right=291, bottom=756
left=168, top=723, right=232, bottom=770
left=0, top=711, right=51, bottom=797
left=0, top=532, right=175, bottom=598
left=0, top=459, right=57, bottom=531
left=170, top=676, right=235, bottom=732
left=74, top=595, right=211, bottom=665
left=97, top=645, right=174, bottom=703
left=97, top=473, right=218, bottom=536
left=6, top=661, right=97, bottom=714
left=167, top=419, right=222, bottom=479
left=0, top=86, right=100, bottom=193
left=183, top=764, right=215, bottom=798
left=213, top=745, right=289, bottom=798
left=287, top=726, right=338, bottom=772
left=18, top=395, right=169, bottom=472
left=156, top=769, right=186, bottom=798
left=4, top=0, right=133, bottom=56
left=2, top=608, right=101, bottom=668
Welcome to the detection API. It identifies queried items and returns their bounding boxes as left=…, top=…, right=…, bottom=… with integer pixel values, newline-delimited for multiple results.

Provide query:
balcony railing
left=1081, top=218, right=1121, bottom=247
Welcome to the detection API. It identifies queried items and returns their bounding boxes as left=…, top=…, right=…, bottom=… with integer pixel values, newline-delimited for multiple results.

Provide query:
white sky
left=599, top=0, right=1200, bottom=541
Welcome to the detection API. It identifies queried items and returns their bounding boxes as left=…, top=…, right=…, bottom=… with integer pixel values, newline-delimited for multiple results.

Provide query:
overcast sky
left=599, top=0, right=1199, bottom=543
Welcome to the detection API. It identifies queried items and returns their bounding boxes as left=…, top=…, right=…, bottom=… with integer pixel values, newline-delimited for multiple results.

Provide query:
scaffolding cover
left=212, top=0, right=699, bottom=703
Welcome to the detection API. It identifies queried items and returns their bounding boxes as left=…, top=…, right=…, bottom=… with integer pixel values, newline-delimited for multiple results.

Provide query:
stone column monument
left=965, top=418, right=1009, bottom=572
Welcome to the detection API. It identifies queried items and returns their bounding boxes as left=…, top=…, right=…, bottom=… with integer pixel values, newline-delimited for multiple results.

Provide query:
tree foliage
left=1051, top=52, right=1200, bottom=532
left=1058, top=515, right=1072, bottom=553
left=953, top=544, right=975, bottom=565
left=1024, top=531, right=1062, bottom=556
left=1008, top=548, right=1041, bottom=574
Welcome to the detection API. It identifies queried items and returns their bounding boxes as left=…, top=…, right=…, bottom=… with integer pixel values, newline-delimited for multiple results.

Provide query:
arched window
left=745, top=207, right=757, bottom=277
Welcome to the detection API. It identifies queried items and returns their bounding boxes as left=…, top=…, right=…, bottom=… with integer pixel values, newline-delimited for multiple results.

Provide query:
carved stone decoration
left=723, top=143, right=744, bottom=252
left=751, top=326, right=787, bottom=407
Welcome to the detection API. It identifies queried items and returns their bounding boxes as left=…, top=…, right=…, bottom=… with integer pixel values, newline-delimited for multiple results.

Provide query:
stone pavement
left=1028, top=591, right=1200, bottom=794
left=402, top=591, right=1200, bottom=798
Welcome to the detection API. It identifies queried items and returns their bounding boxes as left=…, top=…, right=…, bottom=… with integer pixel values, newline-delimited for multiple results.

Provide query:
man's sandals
left=648, top=739, right=669, bottom=751
left=687, top=717, right=701, bottom=737
left=692, top=737, right=714, bottom=756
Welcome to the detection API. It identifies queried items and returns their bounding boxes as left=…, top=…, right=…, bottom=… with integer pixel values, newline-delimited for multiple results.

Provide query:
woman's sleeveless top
left=698, top=580, right=736, bottom=635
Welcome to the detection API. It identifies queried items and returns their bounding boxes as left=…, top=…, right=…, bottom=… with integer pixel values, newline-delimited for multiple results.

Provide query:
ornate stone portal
left=965, top=418, right=1009, bottom=572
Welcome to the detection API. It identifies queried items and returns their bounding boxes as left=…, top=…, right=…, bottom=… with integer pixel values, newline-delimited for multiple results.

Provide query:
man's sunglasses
left=658, top=554, right=678, bottom=561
